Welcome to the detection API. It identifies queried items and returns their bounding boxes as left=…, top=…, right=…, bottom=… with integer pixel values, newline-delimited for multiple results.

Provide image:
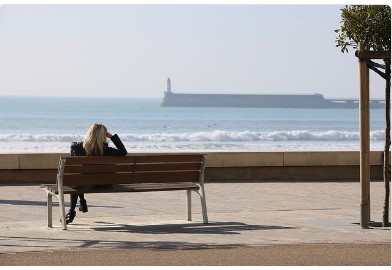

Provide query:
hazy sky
left=0, top=3, right=387, bottom=98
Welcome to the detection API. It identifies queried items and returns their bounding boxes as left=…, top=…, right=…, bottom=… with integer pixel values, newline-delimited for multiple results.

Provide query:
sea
left=0, top=96, right=386, bottom=153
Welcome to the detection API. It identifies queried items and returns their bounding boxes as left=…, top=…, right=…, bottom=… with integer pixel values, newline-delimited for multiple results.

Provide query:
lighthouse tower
left=166, top=77, right=172, bottom=94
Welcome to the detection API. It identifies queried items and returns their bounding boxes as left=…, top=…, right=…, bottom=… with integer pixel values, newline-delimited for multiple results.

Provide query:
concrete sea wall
left=0, top=151, right=387, bottom=184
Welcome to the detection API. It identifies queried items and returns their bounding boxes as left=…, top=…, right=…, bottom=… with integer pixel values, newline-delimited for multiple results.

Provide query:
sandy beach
left=1, top=244, right=390, bottom=266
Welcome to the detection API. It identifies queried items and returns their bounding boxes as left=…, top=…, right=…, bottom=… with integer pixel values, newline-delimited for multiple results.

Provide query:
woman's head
left=83, top=123, right=107, bottom=156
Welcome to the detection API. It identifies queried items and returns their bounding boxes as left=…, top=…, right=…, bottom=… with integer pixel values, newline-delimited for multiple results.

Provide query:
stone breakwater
left=161, top=92, right=385, bottom=109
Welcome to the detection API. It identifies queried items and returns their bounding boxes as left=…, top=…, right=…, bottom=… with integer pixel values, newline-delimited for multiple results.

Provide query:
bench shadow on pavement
left=0, top=223, right=295, bottom=251
left=88, top=221, right=295, bottom=235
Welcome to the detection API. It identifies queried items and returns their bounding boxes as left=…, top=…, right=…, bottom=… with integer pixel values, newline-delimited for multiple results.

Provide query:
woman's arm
left=104, top=133, right=128, bottom=156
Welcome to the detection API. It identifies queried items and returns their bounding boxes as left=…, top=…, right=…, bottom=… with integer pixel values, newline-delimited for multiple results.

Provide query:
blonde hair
left=83, top=123, right=107, bottom=156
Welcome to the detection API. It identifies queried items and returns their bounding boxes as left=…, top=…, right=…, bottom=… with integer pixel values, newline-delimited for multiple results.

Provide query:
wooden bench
left=40, top=154, right=208, bottom=230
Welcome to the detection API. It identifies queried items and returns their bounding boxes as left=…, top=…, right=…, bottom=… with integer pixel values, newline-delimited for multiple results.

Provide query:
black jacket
left=70, top=134, right=128, bottom=156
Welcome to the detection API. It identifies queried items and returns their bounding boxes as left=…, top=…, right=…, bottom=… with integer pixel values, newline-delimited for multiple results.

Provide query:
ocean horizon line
left=3, top=93, right=387, bottom=100
left=0, top=95, right=162, bottom=99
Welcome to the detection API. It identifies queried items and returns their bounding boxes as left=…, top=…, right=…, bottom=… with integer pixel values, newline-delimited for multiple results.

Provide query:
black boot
left=79, top=199, right=88, bottom=213
left=65, top=210, right=76, bottom=224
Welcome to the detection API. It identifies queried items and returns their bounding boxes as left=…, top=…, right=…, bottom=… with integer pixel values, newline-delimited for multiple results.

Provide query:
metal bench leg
left=200, top=196, right=208, bottom=224
left=198, top=155, right=208, bottom=224
left=57, top=158, right=67, bottom=230
left=197, top=188, right=208, bottom=224
left=59, top=192, right=67, bottom=230
left=47, top=192, right=53, bottom=228
left=187, top=190, right=192, bottom=221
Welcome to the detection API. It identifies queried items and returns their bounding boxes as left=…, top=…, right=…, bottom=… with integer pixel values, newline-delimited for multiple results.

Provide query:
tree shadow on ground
left=0, top=199, right=122, bottom=209
left=0, top=235, right=249, bottom=251
left=0, top=199, right=48, bottom=206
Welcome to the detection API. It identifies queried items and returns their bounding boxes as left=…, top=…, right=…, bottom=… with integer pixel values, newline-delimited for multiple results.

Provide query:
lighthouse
left=166, top=77, right=172, bottom=93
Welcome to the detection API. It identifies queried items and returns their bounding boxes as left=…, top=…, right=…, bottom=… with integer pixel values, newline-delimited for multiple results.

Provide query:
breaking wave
left=0, top=130, right=385, bottom=143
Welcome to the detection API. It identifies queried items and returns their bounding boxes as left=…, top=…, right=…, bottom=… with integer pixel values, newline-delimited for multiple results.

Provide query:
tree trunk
left=383, top=58, right=391, bottom=227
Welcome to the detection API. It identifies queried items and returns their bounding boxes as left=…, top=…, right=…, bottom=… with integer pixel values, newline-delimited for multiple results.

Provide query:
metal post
left=359, top=43, right=371, bottom=228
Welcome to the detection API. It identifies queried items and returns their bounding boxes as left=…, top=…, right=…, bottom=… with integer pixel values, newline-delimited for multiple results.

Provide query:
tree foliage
left=335, top=5, right=391, bottom=53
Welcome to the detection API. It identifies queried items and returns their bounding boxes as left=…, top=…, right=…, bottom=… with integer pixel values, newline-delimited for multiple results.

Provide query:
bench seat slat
left=41, top=182, right=199, bottom=195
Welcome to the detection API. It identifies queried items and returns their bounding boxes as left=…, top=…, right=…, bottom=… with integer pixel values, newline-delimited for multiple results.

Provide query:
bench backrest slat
left=64, top=164, right=132, bottom=174
left=62, top=171, right=200, bottom=186
left=134, top=155, right=204, bottom=163
left=63, top=156, right=135, bottom=165
left=59, top=154, right=206, bottom=186
left=64, top=162, right=202, bottom=174
left=134, top=163, right=202, bottom=172
left=133, top=171, right=200, bottom=183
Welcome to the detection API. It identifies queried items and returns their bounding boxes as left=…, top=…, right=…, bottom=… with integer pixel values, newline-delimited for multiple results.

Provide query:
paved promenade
left=0, top=182, right=390, bottom=265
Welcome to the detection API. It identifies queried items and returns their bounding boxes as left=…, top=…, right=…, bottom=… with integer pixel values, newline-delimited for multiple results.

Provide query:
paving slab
left=0, top=182, right=390, bottom=257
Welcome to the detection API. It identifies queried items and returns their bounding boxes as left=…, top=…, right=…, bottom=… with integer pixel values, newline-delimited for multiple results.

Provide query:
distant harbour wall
left=161, top=92, right=385, bottom=108
left=0, top=151, right=388, bottom=184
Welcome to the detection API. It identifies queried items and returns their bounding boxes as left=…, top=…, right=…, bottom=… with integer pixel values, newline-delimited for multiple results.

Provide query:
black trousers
left=69, top=193, right=85, bottom=211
